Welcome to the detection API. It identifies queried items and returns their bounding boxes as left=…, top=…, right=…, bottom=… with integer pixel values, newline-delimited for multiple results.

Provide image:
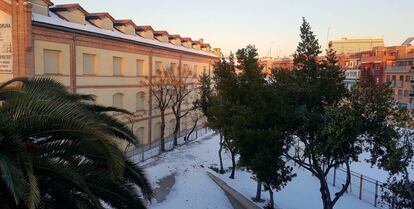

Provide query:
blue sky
left=52, top=0, right=414, bottom=57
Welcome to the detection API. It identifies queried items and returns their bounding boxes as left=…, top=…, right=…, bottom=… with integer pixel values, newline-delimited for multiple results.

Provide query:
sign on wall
left=0, top=11, right=12, bottom=73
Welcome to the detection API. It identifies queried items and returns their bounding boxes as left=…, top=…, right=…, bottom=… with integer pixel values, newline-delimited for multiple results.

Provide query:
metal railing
left=292, top=147, right=397, bottom=209
left=126, top=126, right=214, bottom=162
left=326, top=166, right=393, bottom=208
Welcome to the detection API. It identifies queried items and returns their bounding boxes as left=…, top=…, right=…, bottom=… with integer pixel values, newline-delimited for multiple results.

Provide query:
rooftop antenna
left=326, top=27, right=331, bottom=49
left=269, top=41, right=273, bottom=58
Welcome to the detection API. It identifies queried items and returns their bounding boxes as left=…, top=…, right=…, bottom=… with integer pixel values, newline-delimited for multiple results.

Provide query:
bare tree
left=142, top=66, right=173, bottom=152
left=184, top=110, right=203, bottom=143
left=169, top=65, right=195, bottom=147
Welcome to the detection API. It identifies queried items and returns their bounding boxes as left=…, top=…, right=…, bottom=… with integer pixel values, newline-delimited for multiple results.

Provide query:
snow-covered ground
left=138, top=133, right=382, bottom=209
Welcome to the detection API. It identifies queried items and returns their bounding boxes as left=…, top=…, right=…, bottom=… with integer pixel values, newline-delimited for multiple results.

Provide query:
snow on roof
left=32, top=12, right=218, bottom=58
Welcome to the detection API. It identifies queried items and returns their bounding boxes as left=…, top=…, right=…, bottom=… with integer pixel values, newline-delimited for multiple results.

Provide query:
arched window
left=168, top=119, right=176, bottom=135
left=136, top=92, right=145, bottom=111
left=153, top=122, right=161, bottom=140
left=135, top=127, right=145, bottom=144
left=113, top=93, right=124, bottom=109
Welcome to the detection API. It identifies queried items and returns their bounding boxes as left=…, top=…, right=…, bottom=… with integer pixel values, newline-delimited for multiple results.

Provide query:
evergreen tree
left=195, top=72, right=224, bottom=173
left=277, top=18, right=399, bottom=209
left=293, top=17, right=321, bottom=69
left=236, top=45, right=295, bottom=209
left=208, top=54, right=240, bottom=179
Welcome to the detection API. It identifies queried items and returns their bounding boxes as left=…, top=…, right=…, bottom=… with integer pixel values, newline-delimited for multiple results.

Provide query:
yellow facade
left=3, top=0, right=218, bottom=149
left=331, top=37, right=384, bottom=55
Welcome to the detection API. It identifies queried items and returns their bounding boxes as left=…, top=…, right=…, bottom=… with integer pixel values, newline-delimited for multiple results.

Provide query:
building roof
left=154, top=30, right=169, bottom=36
left=181, top=37, right=192, bottom=42
left=192, top=40, right=201, bottom=45
left=114, top=19, right=137, bottom=28
left=136, top=25, right=154, bottom=32
left=86, top=12, right=116, bottom=22
left=201, top=43, right=211, bottom=48
left=402, top=37, right=414, bottom=46
left=50, top=4, right=89, bottom=15
left=32, top=12, right=218, bottom=58
left=42, top=0, right=54, bottom=6
left=37, top=1, right=217, bottom=57
left=169, top=34, right=181, bottom=39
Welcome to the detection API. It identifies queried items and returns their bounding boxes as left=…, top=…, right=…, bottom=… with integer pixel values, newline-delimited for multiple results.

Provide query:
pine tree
left=235, top=45, right=295, bottom=209
left=208, top=54, right=240, bottom=179
left=293, top=17, right=321, bottom=69
left=277, top=18, right=399, bottom=209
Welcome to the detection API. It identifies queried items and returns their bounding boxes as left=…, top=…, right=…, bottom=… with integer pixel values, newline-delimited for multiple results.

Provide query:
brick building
left=1, top=0, right=220, bottom=147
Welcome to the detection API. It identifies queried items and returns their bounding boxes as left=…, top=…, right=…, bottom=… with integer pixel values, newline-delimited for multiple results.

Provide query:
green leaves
left=0, top=77, right=152, bottom=209
left=0, top=153, right=25, bottom=205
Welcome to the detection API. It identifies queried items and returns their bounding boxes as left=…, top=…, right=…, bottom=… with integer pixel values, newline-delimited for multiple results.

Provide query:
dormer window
left=136, top=25, right=155, bottom=39
left=114, top=20, right=137, bottom=36
left=181, top=38, right=192, bottom=48
left=169, top=35, right=182, bottom=46
left=192, top=41, right=201, bottom=50
left=154, top=31, right=169, bottom=43
left=201, top=43, right=211, bottom=52
left=31, top=0, right=53, bottom=16
left=86, top=12, right=115, bottom=30
left=50, top=4, right=89, bottom=25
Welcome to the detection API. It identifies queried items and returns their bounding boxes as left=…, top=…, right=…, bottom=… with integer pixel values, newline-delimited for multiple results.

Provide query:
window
left=386, top=75, right=391, bottom=81
left=399, top=75, right=404, bottom=81
left=83, top=53, right=96, bottom=75
left=171, top=63, right=178, bottom=75
left=406, top=76, right=410, bottom=82
left=136, top=127, right=145, bottom=143
left=44, top=49, right=61, bottom=74
left=183, top=64, right=189, bottom=71
left=136, top=92, right=145, bottom=111
left=136, top=59, right=144, bottom=76
left=113, top=93, right=124, bottom=109
left=113, top=57, right=123, bottom=76
left=153, top=122, right=161, bottom=139
left=154, top=61, right=162, bottom=74
left=392, top=75, right=396, bottom=81
left=194, top=65, right=199, bottom=77
left=168, top=119, right=176, bottom=135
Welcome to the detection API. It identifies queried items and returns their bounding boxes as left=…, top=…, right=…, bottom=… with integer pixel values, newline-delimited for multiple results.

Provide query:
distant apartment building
left=2, top=0, right=220, bottom=148
left=338, top=53, right=361, bottom=90
left=259, top=57, right=294, bottom=75
left=330, top=37, right=384, bottom=55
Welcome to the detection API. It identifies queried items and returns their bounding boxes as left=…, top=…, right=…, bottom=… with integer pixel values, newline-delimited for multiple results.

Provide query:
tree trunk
left=268, top=189, right=274, bottom=209
left=173, top=115, right=180, bottom=146
left=160, top=111, right=166, bottom=152
left=253, top=180, right=263, bottom=202
left=218, top=134, right=224, bottom=173
left=185, top=120, right=198, bottom=144
left=317, top=172, right=334, bottom=209
left=229, top=151, right=236, bottom=179
left=319, top=181, right=333, bottom=209
left=173, top=102, right=181, bottom=147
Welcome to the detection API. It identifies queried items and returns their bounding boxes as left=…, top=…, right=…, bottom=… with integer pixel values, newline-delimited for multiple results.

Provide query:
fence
left=292, top=147, right=397, bottom=209
left=326, top=166, right=394, bottom=209
left=126, top=126, right=213, bottom=162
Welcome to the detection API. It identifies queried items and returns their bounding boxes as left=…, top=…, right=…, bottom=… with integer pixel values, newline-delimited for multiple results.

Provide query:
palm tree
left=0, top=77, right=153, bottom=209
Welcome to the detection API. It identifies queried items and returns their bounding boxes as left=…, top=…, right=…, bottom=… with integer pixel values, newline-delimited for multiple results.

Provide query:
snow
left=32, top=12, right=218, bottom=58
left=349, top=152, right=389, bottom=182
left=138, top=133, right=382, bottom=209
left=139, top=133, right=234, bottom=209
left=215, top=166, right=377, bottom=209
